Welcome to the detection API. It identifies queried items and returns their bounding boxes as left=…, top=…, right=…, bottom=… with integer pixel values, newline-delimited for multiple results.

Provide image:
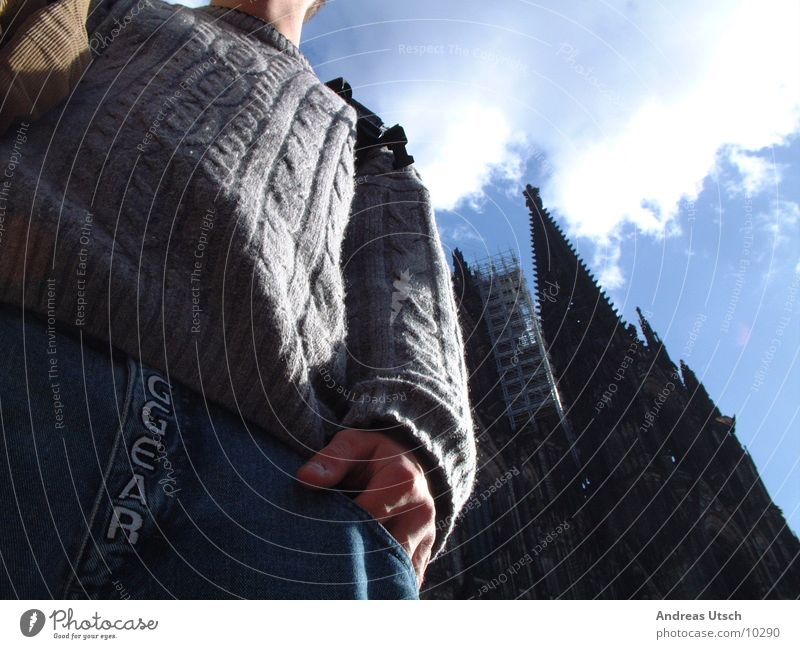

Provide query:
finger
left=384, top=498, right=436, bottom=582
left=296, top=429, right=374, bottom=489
left=355, top=459, right=435, bottom=569
left=353, top=459, right=420, bottom=522
left=411, top=527, right=435, bottom=586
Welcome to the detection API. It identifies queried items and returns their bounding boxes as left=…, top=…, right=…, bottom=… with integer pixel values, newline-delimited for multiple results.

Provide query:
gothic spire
left=635, top=306, right=682, bottom=381
left=527, top=185, right=624, bottom=349
left=636, top=307, right=661, bottom=349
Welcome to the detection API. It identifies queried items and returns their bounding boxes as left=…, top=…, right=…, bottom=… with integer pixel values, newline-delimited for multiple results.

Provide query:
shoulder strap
left=325, top=77, right=415, bottom=170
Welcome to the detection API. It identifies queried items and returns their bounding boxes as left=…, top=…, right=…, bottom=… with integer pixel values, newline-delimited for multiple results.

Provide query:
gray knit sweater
left=0, top=0, right=475, bottom=558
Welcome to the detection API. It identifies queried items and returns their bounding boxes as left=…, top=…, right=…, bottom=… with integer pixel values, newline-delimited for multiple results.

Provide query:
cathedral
left=422, top=185, right=800, bottom=599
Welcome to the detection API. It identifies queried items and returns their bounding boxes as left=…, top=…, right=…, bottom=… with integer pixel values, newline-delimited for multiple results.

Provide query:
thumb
left=296, top=429, right=372, bottom=489
left=296, top=458, right=340, bottom=488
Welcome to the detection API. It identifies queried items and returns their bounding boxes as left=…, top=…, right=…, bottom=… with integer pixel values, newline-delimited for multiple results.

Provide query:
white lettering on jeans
left=105, top=372, right=175, bottom=545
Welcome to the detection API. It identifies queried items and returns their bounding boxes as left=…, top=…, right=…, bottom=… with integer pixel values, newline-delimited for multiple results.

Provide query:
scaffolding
left=471, top=250, right=560, bottom=432
left=473, top=252, right=558, bottom=431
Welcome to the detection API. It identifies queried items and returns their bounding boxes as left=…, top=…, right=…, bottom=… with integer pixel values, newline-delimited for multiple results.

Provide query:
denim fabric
left=0, top=304, right=418, bottom=599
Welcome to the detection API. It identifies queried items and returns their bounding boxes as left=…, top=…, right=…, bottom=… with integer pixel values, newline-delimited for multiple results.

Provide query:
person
left=0, top=0, right=476, bottom=599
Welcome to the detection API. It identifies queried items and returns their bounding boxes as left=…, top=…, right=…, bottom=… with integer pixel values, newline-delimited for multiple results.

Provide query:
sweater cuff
left=339, top=379, right=476, bottom=561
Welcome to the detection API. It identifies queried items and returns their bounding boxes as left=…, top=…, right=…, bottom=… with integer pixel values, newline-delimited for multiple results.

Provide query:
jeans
left=0, top=304, right=418, bottom=599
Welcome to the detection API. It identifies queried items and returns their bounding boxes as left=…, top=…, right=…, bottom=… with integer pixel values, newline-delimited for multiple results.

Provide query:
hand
left=296, top=427, right=436, bottom=586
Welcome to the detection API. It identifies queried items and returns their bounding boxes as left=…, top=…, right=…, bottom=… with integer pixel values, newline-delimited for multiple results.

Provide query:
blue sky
left=179, top=1, right=800, bottom=533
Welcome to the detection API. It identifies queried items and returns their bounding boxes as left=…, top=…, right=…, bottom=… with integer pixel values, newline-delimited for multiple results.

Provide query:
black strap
left=326, top=77, right=415, bottom=170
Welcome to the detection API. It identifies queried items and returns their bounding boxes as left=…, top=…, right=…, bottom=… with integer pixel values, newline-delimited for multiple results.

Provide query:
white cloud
left=749, top=200, right=800, bottom=283
left=726, top=149, right=780, bottom=197
left=546, top=0, right=800, bottom=245
left=400, top=101, right=528, bottom=211
left=437, top=222, right=483, bottom=246
left=593, top=238, right=625, bottom=290
left=761, top=200, right=800, bottom=246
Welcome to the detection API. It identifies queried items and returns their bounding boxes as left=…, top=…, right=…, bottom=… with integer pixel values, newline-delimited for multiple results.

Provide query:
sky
left=179, top=1, right=800, bottom=534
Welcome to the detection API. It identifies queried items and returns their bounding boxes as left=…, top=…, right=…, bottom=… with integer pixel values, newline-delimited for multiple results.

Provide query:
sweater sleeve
left=339, top=146, right=477, bottom=560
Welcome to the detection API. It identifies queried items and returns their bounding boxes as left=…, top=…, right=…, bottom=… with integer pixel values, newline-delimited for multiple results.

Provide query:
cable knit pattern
left=0, top=0, right=475, bottom=558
